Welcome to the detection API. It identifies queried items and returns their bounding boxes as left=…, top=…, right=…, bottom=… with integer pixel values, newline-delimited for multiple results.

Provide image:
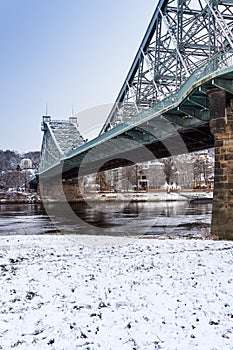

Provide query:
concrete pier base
left=209, top=90, right=233, bottom=239
left=39, top=177, right=84, bottom=202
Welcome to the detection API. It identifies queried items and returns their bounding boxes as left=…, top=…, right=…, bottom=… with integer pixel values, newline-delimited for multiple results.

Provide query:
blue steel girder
left=213, top=75, right=233, bottom=93
left=39, top=117, right=85, bottom=174
left=100, top=0, right=233, bottom=134
left=40, top=123, right=63, bottom=173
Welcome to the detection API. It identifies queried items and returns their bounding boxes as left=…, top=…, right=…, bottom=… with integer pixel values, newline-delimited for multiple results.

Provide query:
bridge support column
left=209, top=89, right=233, bottom=239
left=39, top=177, right=84, bottom=202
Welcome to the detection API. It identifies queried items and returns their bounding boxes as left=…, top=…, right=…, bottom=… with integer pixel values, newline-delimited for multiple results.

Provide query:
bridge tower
left=39, top=115, right=86, bottom=201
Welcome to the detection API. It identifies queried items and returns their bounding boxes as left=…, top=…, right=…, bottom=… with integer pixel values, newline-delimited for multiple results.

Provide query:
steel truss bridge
left=38, top=0, right=233, bottom=181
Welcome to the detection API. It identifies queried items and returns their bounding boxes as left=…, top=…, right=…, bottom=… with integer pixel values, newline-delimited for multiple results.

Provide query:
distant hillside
left=0, top=150, right=40, bottom=190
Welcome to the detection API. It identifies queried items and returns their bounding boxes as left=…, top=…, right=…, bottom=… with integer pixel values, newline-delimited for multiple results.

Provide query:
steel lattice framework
left=39, top=116, right=85, bottom=173
left=100, top=0, right=233, bottom=134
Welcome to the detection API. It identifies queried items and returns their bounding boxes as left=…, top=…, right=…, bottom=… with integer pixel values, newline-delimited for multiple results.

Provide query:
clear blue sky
left=0, top=0, right=157, bottom=152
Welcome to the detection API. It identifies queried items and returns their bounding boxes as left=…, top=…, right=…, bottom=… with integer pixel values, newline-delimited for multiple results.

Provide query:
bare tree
left=96, top=171, right=108, bottom=191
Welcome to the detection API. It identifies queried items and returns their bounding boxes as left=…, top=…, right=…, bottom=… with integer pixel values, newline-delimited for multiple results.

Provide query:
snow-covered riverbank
left=0, top=235, right=233, bottom=349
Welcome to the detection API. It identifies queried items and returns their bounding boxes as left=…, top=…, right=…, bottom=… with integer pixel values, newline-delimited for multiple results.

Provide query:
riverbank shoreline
left=0, top=234, right=232, bottom=349
left=0, top=189, right=213, bottom=204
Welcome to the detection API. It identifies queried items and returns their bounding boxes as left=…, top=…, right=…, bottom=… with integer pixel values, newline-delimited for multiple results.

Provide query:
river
left=0, top=201, right=212, bottom=238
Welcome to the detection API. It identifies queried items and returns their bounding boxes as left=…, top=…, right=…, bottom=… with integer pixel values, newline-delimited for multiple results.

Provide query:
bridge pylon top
left=39, top=115, right=85, bottom=174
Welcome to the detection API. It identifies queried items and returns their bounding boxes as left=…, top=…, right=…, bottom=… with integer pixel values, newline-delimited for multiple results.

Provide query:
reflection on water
left=0, top=201, right=212, bottom=237
left=0, top=204, right=58, bottom=235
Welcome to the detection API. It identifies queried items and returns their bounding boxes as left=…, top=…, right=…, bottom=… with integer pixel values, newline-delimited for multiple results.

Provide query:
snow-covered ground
left=0, top=234, right=233, bottom=349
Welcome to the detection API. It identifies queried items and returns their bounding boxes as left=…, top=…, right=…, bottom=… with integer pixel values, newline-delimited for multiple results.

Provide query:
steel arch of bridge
left=100, top=0, right=233, bottom=135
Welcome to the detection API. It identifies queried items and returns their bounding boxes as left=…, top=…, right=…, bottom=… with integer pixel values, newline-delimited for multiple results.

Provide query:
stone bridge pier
left=38, top=177, right=84, bottom=203
left=208, top=89, right=233, bottom=240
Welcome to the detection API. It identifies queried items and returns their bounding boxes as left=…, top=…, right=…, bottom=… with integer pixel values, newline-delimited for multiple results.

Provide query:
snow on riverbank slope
left=0, top=235, right=233, bottom=349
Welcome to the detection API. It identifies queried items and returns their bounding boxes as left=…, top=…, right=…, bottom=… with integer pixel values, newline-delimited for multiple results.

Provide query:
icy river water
left=0, top=201, right=212, bottom=238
